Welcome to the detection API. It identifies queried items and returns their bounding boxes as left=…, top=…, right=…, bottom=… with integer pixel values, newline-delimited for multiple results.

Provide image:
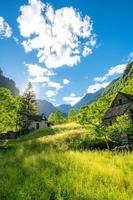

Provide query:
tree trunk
left=105, top=137, right=110, bottom=150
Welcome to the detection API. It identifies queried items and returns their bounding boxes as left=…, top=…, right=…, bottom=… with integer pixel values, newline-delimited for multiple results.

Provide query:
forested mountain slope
left=79, top=61, right=133, bottom=124
left=74, top=88, right=104, bottom=109
left=102, top=62, right=133, bottom=97
left=0, top=69, right=19, bottom=96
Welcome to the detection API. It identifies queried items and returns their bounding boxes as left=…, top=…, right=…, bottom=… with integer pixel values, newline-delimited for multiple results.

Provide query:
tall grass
left=0, top=123, right=133, bottom=200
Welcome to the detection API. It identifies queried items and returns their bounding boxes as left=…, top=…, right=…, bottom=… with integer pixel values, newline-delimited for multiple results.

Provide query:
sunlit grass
left=0, top=123, right=133, bottom=200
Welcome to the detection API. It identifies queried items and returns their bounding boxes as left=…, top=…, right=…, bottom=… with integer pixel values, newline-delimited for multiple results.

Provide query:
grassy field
left=0, top=123, right=133, bottom=200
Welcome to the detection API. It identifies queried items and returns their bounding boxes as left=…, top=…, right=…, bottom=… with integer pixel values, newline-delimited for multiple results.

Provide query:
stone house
left=103, top=92, right=133, bottom=126
left=27, top=113, right=50, bottom=130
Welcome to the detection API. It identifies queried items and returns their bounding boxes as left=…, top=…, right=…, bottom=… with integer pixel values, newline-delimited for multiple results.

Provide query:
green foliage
left=109, top=114, right=133, bottom=135
left=68, top=108, right=79, bottom=122
left=0, top=88, right=18, bottom=132
left=48, top=110, right=64, bottom=124
left=78, top=106, right=88, bottom=125
left=0, top=83, right=38, bottom=132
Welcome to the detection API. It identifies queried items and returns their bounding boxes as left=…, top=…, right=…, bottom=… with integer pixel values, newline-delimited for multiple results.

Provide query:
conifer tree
left=23, top=82, right=37, bottom=115
left=19, top=82, right=38, bottom=130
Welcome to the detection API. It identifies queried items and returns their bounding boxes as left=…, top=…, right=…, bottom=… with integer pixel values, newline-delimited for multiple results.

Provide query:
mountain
left=74, top=88, right=104, bottom=109
left=0, top=69, right=19, bottom=96
left=101, top=61, right=133, bottom=98
left=78, top=61, right=133, bottom=126
left=38, top=62, right=133, bottom=117
left=37, top=99, right=57, bottom=117
left=90, top=61, right=133, bottom=115
left=56, top=89, right=104, bottom=114
left=57, top=104, right=72, bottom=114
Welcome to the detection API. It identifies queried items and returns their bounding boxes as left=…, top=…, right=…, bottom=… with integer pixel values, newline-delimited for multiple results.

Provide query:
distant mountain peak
left=37, top=99, right=56, bottom=117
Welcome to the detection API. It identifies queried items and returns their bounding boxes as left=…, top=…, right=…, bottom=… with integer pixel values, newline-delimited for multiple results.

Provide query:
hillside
left=74, top=88, right=104, bottom=109
left=37, top=99, right=57, bottom=117
left=0, top=69, right=19, bottom=96
left=81, top=62, right=133, bottom=121
left=37, top=62, right=132, bottom=118
left=0, top=123, right=133, bottom=200
left=102, top=62, right=133, bottom=97
left=57, top=104, right=72, bottom=114
left=57, top=89, right=104, bottom=115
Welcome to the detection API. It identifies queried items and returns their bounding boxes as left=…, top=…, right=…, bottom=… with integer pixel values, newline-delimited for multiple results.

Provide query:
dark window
left=109, top=120, right=112, bottom=125
left=36, top=123, right=39, bottom=129
left=118, top=99, right=122, bottom=105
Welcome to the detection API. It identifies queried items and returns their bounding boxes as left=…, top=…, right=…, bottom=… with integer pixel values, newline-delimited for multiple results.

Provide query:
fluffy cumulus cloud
left=48, top=81, right=63, bottom=90
left=63, top=93, right=82, bottom=105
left=46, top=90, right=57, bottom=97
left=26, top=63, right=55, bottom=82
left=26, top=63, right=65, bottom=99
left=107, top=64, right=126, bottom=76
left=17, top=0, right=96, bottom=69
left=94, top=64, right=126, bottom=83
left=0, top=16, right=12, bottom=38
left=29, top=76, right=49, bottom=82
left=63, top=79, right=70, bottom=85
left=26, top=63, right=54, bottom=77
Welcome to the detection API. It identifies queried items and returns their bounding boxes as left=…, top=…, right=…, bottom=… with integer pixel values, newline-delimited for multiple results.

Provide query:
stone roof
left=119, top=92, right=133, bottom=101
left=27, top=114, right=47, bottom=121
left=104, top=103, right=132, bottom=119
left=103, top=92, right=133, bottom=119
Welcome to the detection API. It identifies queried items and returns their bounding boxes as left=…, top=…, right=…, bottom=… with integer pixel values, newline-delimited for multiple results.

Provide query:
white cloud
left=94, top=64, right=126, bottom=83
left=63, top=93, right=82, bottom=105
left=107, top=64, right=126, bottom=76
left=26, top=63, right=54, bottom=77
left=0, top=16, right=12, bottom=38
left=90, top=63, right=126, bottom=94
left=94, top=76, right=106, bottom=82
left=29, top=76, right=49, bottom=82
left=46, top=90, right=57, bottom=97
left=63, top=79, right=70, bottom=85
left=70, top=93, right=76, bottom=97
left=26, top=63, right=55, bottom=83
left=87, top=81, right=110, bottom=93
left=49, top=98, right=55, bottom=101
left=48, top=81, right=63, bottom=90
left=17, top=0, right=96, bottom=69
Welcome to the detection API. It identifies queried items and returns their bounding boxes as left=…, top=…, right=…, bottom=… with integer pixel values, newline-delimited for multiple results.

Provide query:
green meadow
left=0, top=123, right=133, bottom=200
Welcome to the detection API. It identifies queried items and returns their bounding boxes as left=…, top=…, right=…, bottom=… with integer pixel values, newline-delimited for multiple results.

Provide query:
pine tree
left=23, top=82, right=37, bottom=115
left=19, top=82, right=38, bottom=130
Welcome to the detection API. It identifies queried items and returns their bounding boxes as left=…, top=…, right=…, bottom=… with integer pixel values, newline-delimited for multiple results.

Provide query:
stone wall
left=0, top=130, right=29, bottom=140
left=111, top=133, right=133, bottom=150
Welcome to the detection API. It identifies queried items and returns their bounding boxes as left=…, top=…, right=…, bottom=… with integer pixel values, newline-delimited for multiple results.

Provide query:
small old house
left=27, top=113, right=50, bottom=130
left=103, top=92, right=133, bottom=126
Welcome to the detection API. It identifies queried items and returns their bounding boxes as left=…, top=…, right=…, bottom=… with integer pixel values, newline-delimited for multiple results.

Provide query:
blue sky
left=0, top=0, right=133, bottom=106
